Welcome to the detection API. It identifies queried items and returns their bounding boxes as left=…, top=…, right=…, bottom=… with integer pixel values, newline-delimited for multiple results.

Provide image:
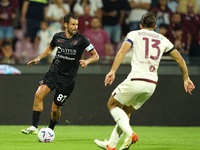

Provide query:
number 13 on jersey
left=143, top=38, right=161, bottom=60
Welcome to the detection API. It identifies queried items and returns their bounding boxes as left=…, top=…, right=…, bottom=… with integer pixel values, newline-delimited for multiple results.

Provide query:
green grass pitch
left=0, top=125, right=200, bottom=150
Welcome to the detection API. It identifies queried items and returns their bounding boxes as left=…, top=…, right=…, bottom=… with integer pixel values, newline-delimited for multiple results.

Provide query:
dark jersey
left=49, top=32, right=93, bottom=80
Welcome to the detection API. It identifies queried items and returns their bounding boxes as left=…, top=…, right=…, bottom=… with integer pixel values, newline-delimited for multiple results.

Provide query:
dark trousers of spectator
left=189, top=44, right=200, bottom=64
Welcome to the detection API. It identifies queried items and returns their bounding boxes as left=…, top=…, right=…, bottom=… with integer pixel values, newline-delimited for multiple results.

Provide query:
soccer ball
left=37, top=127, right=55, bottom=143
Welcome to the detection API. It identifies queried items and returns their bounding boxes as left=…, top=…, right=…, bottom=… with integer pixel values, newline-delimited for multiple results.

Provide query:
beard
left=67, top=27, right=77, bottom=36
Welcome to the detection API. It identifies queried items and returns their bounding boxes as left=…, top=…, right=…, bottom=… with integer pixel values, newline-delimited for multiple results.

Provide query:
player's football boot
left=94, top=139, right=116, bottom=150
left=119, top=132, right=138, bottom=150
left=21, top=126, right=38, bottom=135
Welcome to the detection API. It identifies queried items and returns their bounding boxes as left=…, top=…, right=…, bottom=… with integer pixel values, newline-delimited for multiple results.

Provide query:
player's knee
left=122, top=105, right=135, bottom=115
left=107, top=97, right=122, bottom=111
left=34, top=92, right=44, bottom=102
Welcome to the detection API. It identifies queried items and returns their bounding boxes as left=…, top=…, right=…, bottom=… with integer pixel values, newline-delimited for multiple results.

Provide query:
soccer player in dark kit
left=21, top=13, right=99, bottom=134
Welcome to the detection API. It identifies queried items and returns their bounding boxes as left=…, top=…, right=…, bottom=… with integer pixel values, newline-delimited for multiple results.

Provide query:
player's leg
left=107, top=96, right=138, bottom=150
left=94, top=96, right=136, bottom=150
left=22, top=85, right=51, bottom=134
left=33, top=84, right=51, bottom=111
left=48, top=101, right=62, bottom=130
left=48, top=80, right=75, bottom=130
left=108, top=96, right=136, bottom=137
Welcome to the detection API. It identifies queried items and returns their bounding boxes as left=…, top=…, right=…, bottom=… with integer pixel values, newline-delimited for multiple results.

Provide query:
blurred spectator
left=151, top=0, right=159, bottom=8
left=196, top=0, right=200, bottom=14
left=1, top=41, right=19, bottom=64
left=46, top=0, right=70, bottom=33
left=20, top=0, right=49, bottom=42
left=78, top=5, right=92, bottom=34
left=73, top=0, right=98, bottom=17
left=128, top=0, right=151, bottom=31
left=158, top=23, right=168, bottom=36
left=66, top=0, right=76, bottom=12
left=174, top=38, right=184, bottom=53
left=150, top=0, right=173, bottom=32
left=84, top=17, right=110, bottom=62
left=166, top=12, right=191, bottom=48
left=178, top=0, right=198, bottom=14
left=92, top=0, right=103, bottom=20
left=181, top=1, right=200, bottom=57
left=0, top=0, right=16, bottom=52
left=173, top=24, right=190, bottom=58
left=102, top=0, right=127, bottom=55
left=34, top=21, right=51, bottom=64
left=167, top=0, right=178, bottom=13
left=10, top=0, right=20, bottom=28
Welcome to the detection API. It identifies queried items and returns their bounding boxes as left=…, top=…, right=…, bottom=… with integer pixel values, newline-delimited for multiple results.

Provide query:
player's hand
left=184, top=78, right=195, bottom=95
left=27, top=58, right=40, bottom=67
left=79, top=59, right=88, bottom=68
left=105, top=71, right=115, bottom=86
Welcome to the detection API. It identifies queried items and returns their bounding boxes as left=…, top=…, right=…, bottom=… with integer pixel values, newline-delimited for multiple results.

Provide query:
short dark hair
left=63, top=13, right=78, bottom=24
left=159, top=23, right=169, bottom=30
left=173, top=12, right=180, bottom=16
left=141, top=12, right=157, bottom=28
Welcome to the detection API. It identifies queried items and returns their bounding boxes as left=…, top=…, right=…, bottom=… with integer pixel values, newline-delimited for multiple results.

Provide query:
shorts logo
left=149, top=65, right=155, bottom=72
left=39, top=80, right=43, bottom=85
left=73, top=40, right=78, bottom=45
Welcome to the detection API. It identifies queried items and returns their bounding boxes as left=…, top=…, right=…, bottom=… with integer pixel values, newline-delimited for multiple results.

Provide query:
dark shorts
left=39, top=71, right=75, bottom=106
left=26, top=18, right=41, bottom=38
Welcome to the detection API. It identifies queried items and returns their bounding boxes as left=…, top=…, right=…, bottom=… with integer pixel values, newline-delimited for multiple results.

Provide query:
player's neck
left=142, top=27, right=154, bottom=31
left=65, top=31, right=74, bottom=39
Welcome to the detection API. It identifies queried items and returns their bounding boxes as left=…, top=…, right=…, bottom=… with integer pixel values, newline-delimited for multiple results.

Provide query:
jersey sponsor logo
left=57, top=39, right=64, bottom=43
left=57, top=54, right=75, bottom=60
left=57, top=47, right=77, bottom=55
left=138, top=60, right=158, bottom=66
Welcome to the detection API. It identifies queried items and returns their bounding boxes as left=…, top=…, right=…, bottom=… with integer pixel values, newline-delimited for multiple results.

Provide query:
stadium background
left=0, top=64, right=199, bottom=126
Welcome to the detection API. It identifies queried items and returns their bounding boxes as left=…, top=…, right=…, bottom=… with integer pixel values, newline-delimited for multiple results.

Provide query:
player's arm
left=129, top=1, right=150, bottom=10
left=169, top=49, right=195, bottom=95
left=79, top=49, right=99, bottom=68
left=27, top=45, right=55, bottom=67
left=21, top=0, right=29, bottom=23
left=105, top=41, right=131, bottom=86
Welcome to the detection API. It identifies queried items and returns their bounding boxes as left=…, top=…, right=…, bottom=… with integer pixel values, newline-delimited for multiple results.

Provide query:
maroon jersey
left=181, top=14, right=200, bottom=44
left=167, top=24, right=190, bottom=48
left=0, top=2, right=15, bottom=26
left=78, top=16, right=92, bottom=34
left=150, top=5, right=173, bottom=25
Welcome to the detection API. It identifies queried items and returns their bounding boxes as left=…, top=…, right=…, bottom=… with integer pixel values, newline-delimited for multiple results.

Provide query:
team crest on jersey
left=149, top=65, right=155, bottom=72
left=58, top=39, right=64, bottom=43
left=73, top=40, right=78, bottom=45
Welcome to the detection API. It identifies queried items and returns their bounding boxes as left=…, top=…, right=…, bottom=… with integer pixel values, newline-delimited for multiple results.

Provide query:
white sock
left=108, top=124, right=123, bottom=148
left=110, top=107, right=133, bottom=138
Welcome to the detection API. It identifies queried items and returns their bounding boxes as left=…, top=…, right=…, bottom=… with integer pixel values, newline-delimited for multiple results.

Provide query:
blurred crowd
left=0, top=0, right=200, bottom=64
